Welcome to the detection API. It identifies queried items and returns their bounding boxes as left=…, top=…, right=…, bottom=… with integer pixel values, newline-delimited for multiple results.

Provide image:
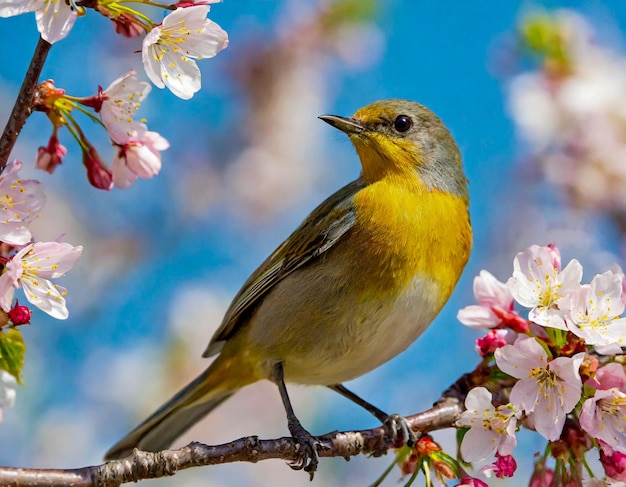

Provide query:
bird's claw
left=383, top=413, right=420, bottom=448
left=287, top=421, right=323, bottom=479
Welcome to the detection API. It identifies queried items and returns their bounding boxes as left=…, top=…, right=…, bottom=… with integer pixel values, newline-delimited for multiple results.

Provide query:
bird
left=104, top=98, right=472, bottom=475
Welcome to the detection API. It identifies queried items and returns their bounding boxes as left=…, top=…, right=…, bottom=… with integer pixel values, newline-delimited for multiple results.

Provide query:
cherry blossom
left=599, top=441, right=626, bottom=482
left=111, top=130, right=169, bottom=189
left=509, top=11, right=626, bottom=214
left=507, top=244, right=582, bottom=329
left=0, top=0, right=77, bottom=43
left=479, top=453, right=517, bottom=479
left=580, top=363, right=626, bottom=453
left=0, top=241, right=83, bottom=319
left=0, top=161, right=46, bottom=246
left=458, top=270, right=527, bottom=331
left=457, top=387, right=520, bottom=463
left=495, top=336, right=584, bottom=441
left=97, top=70, right=152, bottom=145
left=142, top=5, right=228, bottom=99
left=562, top=271, right=626, bottom=352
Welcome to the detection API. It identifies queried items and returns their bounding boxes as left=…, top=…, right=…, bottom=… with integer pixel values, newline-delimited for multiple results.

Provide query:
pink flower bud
left=36, top=134, right=67, bottom=174
left=529, top=466, right=554, bottom=487
left=600, top=441, right=626, bottom=481
left=493, top=453, right=517, bottom=478
left=8, top=301, right=31, bottom=326
left=82, top=143, right=113, bottom=190
left=475, top=329, right=509, bottom=357
left=112, top=12, right=144, bottom=38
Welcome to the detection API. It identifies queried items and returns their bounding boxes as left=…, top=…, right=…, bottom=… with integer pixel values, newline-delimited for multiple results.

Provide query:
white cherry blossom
left=457, top=387, right=520, bottom=463
left=495, top=336, right=584, bottom=441
left=0, top=0, right=77, bottom=43
left=0, top=241, right=83, bottom=319
left=0, top=161, right=46, bottom=245
left=142, top=5, right=228, bottom=99
left=507, top=244, right=582, bottom=328
left=99, top=70, right=152, bottom=145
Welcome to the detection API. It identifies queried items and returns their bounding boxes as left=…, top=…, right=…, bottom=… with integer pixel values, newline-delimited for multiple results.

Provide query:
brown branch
left=0, top=397, right=463, bottom=487
left=0, top=36, right=52, bottom=172
left=0, top=361, right=490, bottom=487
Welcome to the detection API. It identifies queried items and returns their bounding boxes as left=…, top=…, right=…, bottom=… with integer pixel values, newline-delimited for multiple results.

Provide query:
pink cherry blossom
left=111, top=131, right=169, bottom=189
left=599, top=441, right=626, bottom=482
left=562, top=271, right=626, bottom=351
left=580, top=365, right=626, bottom=453
left=0, top=160, right=46, bottom=245
left=507, top=244, right=583, bottom=329
left=457, top=387, right=520, bottom=463
left=142, top=5, right=228, bottom=99
left=587, top=363, right=626, bottom=391
left=458, top=270, right=528, bottom=330
left=0, top=241, right=83, bottom=319
left=494, top=336, right=584, bottom=441
left=479, top=453, right=517, bottom=479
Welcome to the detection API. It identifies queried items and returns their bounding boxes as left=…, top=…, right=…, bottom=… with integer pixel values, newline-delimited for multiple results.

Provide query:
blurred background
left=1, top=0, right=626, bottom=485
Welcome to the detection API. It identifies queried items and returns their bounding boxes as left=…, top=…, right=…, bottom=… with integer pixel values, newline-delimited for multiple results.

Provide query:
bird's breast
left=245, top=177, right=471, bottom=385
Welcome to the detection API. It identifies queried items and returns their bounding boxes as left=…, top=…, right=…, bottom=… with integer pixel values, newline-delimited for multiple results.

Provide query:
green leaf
left=0, top=328, right=25, bottom=384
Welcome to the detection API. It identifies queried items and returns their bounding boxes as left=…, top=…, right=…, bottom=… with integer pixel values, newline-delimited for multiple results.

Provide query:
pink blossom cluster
left=0, top=162, right=82, bottom=321
left=0, top=162, right=82, bottom=422
left=0, top=1, right=228, bottom=100
left=34, top=71, right=169, bottom=190
left=457, top=244, right=626, bottom=484
left=1, top=0, right=228, bottom=190
left=509, top=11, right=626, bottom=213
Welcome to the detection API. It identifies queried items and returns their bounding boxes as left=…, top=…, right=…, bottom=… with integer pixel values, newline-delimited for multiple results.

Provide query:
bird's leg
left=271, top=362, right=321, bottom=478
left=328, top=383, right=419, bottom=447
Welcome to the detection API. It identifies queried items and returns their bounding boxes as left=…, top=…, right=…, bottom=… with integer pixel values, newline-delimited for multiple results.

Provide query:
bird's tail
left=104, top=355, right=247, bottom=460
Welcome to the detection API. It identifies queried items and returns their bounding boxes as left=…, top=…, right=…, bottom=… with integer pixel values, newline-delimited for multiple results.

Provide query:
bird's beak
left=318, top=114, right=364, bottom=134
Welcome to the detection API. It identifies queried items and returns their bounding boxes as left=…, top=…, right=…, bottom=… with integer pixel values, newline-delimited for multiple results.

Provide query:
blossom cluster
left=508, top=10, right=626, bottom=213
left=34, top=71, right=170, bottom=190
left=0, top=161, right=82, bottom=420
left=0, top=161, right=82, bottom=320
left=1, top=0, right=228, bottom=190
left=456, top=244, right=626, bottom=485
left=0, top=1, right=228, bottom=100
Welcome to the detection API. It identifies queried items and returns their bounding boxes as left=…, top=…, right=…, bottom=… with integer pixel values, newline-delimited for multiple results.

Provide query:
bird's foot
left=287, top=420, right=324, bottom=479
left=383, top=413, right=420, bottom=448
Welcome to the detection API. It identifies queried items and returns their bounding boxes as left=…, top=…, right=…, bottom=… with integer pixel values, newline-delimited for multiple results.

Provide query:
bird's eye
left=393, top=115, right=413, bottom=133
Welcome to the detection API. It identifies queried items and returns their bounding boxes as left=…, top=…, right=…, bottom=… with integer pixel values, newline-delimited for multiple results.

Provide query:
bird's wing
left=203, top=179, right=365, bottom=358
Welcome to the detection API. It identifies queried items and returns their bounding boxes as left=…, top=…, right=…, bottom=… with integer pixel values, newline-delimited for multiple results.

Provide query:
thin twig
left=0, top=36, right=52, bottom=172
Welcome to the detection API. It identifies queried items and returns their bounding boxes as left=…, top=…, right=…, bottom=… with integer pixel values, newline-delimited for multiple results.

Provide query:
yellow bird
left=105, top=99, right=472, bottom=474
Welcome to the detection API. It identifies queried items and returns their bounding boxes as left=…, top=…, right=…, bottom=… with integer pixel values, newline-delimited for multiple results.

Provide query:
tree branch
left=0, top=363, right=486, bottom=486
left=0, top=36, right=52, bottom=172
left=0, top=397, right=463, bottom=487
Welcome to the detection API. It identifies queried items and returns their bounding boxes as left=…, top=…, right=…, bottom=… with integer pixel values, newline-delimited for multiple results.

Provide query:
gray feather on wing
left=202, top=179, right=364, bottom=358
